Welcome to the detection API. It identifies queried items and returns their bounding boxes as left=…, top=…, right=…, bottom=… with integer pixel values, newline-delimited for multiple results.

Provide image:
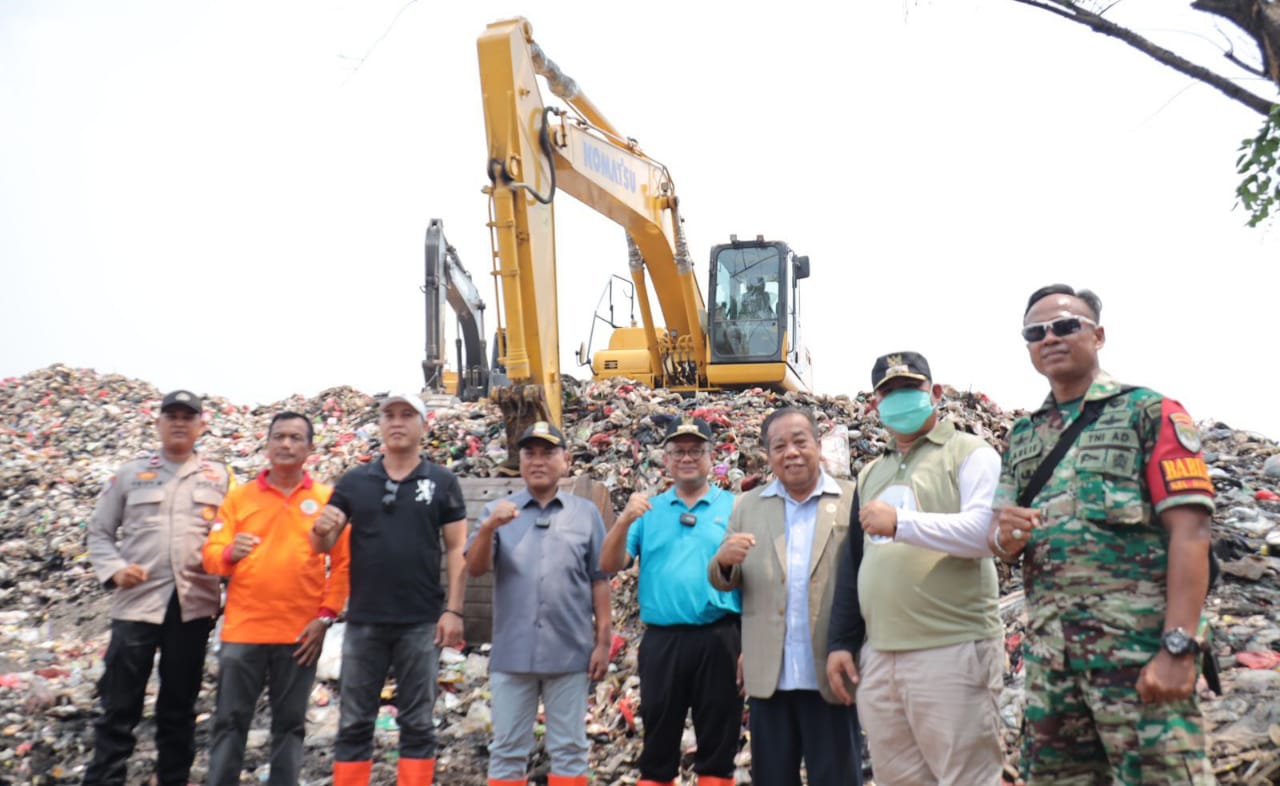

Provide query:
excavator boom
left=475, top=16, right=812, bottom=457
left=423, top=219, right=489, bottom=402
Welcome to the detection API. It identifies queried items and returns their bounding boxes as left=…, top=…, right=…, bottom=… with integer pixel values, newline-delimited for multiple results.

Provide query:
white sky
left=3, top=1, right=1277, bottom=437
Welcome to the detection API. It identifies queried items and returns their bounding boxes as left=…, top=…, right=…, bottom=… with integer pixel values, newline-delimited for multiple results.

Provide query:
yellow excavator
left=477, top=16, right=814, bottom=449
left=442, top=18, right=816, bottom=641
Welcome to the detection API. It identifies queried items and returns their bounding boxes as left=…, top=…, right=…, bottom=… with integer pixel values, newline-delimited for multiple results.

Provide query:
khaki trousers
left=856, top=638, right=1005, bottom=786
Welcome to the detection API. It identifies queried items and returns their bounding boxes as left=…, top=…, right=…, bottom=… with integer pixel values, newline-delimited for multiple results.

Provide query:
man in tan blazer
left=709, top=407, right=863, bottom=786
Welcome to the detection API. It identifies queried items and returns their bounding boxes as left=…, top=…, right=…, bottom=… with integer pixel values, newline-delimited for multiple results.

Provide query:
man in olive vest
left=827, top=352, right=1005, bottom=785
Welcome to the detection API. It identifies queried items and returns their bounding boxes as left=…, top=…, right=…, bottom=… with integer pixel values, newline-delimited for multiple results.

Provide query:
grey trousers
left=206, top=642, right=317, bottom=786
left=488, top=671, right=589, bottom=780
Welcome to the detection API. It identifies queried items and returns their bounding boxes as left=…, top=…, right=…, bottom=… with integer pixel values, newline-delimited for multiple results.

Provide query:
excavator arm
left=475, top=17, right=812, bottom=470
left=423, top=218, right=489, bottom=402
left=477, top=17, right=709, bottom=431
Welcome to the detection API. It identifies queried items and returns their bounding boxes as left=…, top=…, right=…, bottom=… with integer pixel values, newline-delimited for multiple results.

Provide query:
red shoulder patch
left=1147, top=399, right=1214, bottom=504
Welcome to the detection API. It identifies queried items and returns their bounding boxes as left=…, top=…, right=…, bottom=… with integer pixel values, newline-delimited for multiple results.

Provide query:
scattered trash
left=0, top=365, right=1276, bottom=783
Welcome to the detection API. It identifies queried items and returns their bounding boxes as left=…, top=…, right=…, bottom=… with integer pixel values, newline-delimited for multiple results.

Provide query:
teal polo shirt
left=627, top=486, right=741, bottom=626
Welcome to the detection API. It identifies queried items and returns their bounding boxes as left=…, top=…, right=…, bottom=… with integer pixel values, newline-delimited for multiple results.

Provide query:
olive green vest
left=856, top=420, right=1001, bottom=651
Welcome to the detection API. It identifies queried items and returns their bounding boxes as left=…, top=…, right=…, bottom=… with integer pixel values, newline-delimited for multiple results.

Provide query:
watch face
left=1163, top=629, right=1192, bottom=655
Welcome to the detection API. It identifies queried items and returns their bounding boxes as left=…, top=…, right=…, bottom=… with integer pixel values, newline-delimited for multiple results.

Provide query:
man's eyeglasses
left=1021, top=315, right=1096, bottom=343
left=382, top=479, right=400, bottom=512
left=665, top=447, right=707, bottom=460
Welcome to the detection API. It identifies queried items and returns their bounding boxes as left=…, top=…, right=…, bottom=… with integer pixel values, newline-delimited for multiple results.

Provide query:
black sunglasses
left=1021, top=315, right=1096, bottom=343
left=382, top=479, right=400, bottom=512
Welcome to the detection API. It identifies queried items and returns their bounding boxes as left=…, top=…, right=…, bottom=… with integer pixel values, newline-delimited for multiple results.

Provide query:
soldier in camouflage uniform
left=992, top=285, right=1216, bottom=786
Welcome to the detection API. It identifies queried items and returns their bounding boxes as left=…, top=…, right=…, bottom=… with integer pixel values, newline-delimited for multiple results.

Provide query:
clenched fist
left=484, top=500, right=520, bottom=531
left=228, top=533, right=261, bottom=563
left=619, top=492, right=652, bottom=526
left=859, top=500, right=898, bottom=538
left=312, top=505, right=347, bottom=540
left=716, top=532, right=757, bottom=568
left=993, top=505, right=1039, bottom=559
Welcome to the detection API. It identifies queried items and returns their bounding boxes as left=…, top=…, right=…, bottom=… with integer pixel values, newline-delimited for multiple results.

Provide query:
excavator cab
left=707, top=236, right=812, bottom=390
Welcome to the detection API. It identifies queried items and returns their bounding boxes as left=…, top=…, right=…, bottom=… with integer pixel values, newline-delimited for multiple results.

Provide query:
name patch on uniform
left=1080, top=427, right=1138, bottom=449
left=136, top=471, right=157, bottom=481
left=300, top=499, right=319, bottom=515
left=1007, top=435, right=1044, bottom=466
left=1160, top=457, right=1213, bottom=494
left=1169, top=413, right=1202, bottom=452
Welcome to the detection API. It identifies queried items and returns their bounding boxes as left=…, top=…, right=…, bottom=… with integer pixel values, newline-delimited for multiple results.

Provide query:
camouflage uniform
left=994, top=372, right=1216, bottom=785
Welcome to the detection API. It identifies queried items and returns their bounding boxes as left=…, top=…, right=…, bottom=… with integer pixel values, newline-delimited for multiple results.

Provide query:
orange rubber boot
left=637, top=780, right=677, bottom=786
left=397, top=757, right=436, bottom=786
left=546, top=776, right=589, bottom=786
left=487, top=779, right=529, bottom=786
left=696, top=777, right=736, bottom=786
left=333, top=760, right=373, bottom=786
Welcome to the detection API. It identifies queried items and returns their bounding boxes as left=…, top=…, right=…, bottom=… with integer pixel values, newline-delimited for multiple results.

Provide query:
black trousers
left=206, top=642, right=317, bottom=786
left=636, top=616, right=742, bottom=781
left=82, top=592, right=215, bottom=786
left=748, top=689, right=862, bottom=786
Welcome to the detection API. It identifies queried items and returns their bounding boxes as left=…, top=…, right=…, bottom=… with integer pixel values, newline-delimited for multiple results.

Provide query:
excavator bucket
left=493, top=384, right=554, bottom=475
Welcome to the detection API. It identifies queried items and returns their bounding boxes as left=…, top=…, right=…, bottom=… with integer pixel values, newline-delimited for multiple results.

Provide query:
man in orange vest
left=202, top=411, right=350, bottom=786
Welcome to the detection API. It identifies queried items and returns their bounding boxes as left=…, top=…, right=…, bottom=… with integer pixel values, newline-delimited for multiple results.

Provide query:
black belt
left=645, top=614, right=740, bottom=633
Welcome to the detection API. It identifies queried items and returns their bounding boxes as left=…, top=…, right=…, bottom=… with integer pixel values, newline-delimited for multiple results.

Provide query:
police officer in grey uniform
left=84, top=390, right=234, bottom=786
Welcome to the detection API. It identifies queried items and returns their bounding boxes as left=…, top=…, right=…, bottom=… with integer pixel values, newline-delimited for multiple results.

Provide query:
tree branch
left=1225, top=49, right=1268, bottom=79
left=1010, top=0, right=1276, bottom=115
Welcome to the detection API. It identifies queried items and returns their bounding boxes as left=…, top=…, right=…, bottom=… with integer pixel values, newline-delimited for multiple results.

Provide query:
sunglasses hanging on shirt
left=381, top=480, right=400, bottom=512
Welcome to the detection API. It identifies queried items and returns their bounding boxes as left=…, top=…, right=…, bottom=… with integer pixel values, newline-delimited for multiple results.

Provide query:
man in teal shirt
left=601, top=415, right=740, bottom=786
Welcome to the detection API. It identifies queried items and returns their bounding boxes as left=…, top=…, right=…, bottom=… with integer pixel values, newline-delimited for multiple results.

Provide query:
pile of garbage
left=0, top=364, right=1277, bottom=784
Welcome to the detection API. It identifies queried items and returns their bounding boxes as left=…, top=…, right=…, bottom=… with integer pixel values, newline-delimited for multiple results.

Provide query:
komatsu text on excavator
left=436, top=17, right=815, bottom=464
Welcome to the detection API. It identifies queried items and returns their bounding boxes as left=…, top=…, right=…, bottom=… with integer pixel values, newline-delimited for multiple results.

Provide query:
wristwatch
left=1161, top=627, right=1202, bottom=657
left=317, top=614, right=336, bottom=628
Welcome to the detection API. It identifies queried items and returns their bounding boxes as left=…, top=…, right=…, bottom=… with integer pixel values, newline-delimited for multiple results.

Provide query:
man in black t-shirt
left=312, top=392, right=467, bottom=786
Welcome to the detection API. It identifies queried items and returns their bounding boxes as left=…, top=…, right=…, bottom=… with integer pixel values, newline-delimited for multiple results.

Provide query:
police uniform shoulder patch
left=1169, top=412, right=1202, bottom=453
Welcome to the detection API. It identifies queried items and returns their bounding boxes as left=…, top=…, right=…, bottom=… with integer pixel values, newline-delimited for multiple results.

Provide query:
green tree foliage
left=1237, top=105, right=1280, bottom=227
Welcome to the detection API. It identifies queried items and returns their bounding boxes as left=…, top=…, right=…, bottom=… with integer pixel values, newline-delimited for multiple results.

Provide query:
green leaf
left=1235, top=105, right=1280, bottom=228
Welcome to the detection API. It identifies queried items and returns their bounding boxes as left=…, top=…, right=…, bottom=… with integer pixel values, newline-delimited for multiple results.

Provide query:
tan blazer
left=708, top=476, right=855, bottom=703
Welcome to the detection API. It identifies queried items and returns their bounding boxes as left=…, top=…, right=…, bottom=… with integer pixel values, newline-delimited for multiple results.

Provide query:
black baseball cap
left=662, top=415, right=713, bottom=444
left=517, top=421, right=565, bottom=448
left=870, top=352, right=932, bottom=392
left=160, top=390, right=202, bottom=414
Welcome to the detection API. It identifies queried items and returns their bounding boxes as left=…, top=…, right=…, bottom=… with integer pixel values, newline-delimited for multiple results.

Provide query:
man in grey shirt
left=83, top=390, right=233, bottom=786
left=465, top=421, right=612, bottom=786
